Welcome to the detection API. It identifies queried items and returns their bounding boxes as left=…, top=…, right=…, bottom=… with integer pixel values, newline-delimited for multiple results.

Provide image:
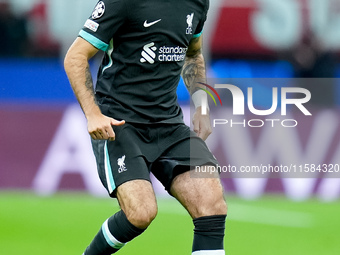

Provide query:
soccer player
left=64, top=0, right=227, bottom=254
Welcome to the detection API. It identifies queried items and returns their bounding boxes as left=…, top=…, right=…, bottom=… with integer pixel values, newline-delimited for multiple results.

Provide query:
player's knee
left=213, top=197, right=228, bottom=215
left=126, top=204, right=158, bottom=229
left=197, top=197, right=227, bottom=218
left=133, top=207, right=157, bottom=229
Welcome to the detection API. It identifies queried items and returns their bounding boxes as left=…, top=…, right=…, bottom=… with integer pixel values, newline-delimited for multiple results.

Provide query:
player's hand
left=192, top=106, right=212, bottom=141
left=87, top=113, right=125, bottom=141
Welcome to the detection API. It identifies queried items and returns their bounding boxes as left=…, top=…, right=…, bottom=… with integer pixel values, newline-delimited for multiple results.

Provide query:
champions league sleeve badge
left=92, top=1, right=105, bottom=19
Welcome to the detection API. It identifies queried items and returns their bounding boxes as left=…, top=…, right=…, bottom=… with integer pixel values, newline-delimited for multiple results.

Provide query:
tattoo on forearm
left=182, top=63, right=198, bottom=92
left=182, top=55, right=206, bottom=94
left=182, top=36, right=207, bottom=93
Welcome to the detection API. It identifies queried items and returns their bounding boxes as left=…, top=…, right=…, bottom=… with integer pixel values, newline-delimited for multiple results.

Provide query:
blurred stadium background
left=1, top=0, right=340, bottom=254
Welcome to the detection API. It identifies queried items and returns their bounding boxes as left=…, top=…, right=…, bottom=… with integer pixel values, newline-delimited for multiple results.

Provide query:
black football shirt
left=79, top=0, right=209, bottom=124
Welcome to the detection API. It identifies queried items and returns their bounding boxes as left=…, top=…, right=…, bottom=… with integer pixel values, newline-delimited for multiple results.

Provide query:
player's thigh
left=116, top=179, right=158, bottom=229
left=151, top=130, right=218, bottom=193
left=170, top=169, right=227, bottom=219
left=91, top=124, right=151, bottom=196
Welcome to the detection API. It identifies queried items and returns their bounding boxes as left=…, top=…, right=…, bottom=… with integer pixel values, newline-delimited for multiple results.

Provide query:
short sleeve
left=79, top=0, right=127, bottom=52
left=193, top=0, right=209, bottom=38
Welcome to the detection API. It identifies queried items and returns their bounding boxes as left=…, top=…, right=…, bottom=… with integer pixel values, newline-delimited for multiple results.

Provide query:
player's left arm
left=182, top=35, right=212, bottom=141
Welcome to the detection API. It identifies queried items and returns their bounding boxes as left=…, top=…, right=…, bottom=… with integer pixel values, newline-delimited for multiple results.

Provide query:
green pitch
left=0, top=192, right=339, bottom=255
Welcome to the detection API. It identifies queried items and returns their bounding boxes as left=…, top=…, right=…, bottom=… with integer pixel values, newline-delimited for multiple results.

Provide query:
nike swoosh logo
left=144, top=19, right=162, bottom=28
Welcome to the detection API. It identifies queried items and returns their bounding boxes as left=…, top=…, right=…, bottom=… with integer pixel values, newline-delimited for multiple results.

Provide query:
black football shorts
left=91, top=123, right=218, bottom=197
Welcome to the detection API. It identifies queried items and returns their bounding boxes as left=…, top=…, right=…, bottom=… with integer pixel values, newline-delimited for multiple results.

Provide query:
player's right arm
left=64, top=37, right=125, bottom=141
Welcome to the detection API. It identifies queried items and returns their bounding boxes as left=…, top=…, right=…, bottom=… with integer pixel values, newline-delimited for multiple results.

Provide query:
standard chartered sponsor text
left=158, top=46, right=187, bottom=62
